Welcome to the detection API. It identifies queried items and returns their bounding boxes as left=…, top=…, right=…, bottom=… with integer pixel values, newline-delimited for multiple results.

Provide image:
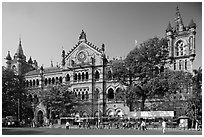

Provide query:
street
left=2, top=127, right=202, bottom=135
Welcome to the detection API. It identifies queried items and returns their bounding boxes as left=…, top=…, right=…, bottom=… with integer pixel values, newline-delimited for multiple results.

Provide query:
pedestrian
left=141, top=120, right=146, bottom=130
left=162, top=119, right=167, bottom=134
left=66, top=121, right=70, bottom=129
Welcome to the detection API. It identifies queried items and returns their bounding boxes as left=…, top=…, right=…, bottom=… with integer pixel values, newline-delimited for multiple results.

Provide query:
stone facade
left=165, top=6, right=196, bottom=73
left=4, top=7, right=196, bottom=125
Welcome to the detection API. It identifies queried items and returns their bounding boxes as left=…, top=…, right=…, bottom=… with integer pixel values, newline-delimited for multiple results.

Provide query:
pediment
left=64, top=41, right=103, bottom=68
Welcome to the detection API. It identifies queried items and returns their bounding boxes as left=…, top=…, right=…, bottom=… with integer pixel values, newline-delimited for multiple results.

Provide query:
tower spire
left=175, top=6, right=184, bottom=32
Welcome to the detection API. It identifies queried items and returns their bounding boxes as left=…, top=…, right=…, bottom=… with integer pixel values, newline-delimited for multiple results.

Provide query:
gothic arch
left=107, top=88, right=114, bottom=100
left=95, top=70, right=100, bottom=80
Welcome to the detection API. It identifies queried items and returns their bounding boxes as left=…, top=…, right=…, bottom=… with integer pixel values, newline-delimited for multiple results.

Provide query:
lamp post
left=98, top=92, right=100, bottom=128
left=39, top=66, right=44, bottom=126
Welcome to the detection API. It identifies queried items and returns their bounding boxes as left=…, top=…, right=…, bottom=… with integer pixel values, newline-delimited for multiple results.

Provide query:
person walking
left=66, top=121, right=70, bottom=129
left=162, top=119, right=167, bottom=134
left=141, top=120, right=146, bottom=131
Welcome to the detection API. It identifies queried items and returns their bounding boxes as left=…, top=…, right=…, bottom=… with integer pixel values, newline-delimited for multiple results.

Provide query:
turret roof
left=188, top=19, right=196, bottom=28
left=5, top=51, right=12, bottom=60
left=166, top=22, right=173, bottom=32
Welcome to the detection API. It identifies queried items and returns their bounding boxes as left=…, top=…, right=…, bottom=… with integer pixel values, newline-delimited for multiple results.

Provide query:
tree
left=2, top=68, right=32, bottom=122
left=185, top=67, right=202, bottom=128
left=112, top=37, right=169, bottom=110
left=39, top=84, right=79, bottom=119
left=112, top=37, right=192, bottom=111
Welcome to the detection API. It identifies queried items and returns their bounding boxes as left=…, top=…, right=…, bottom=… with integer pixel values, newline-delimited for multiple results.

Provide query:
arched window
left=86, top=72, right=89, bottom=80
left=175, top=46, right=179, bottom=56
left=86, top=91, right=89, bottom=100
left=66, top=74, right=70, bottom=82
left=59, top=76, right=63, bottom=83
left=174, top=61, right=176, bottom=70
left=56, top=77, right=59, bottom=84
left=82, top=72, right=85, bottom=81
left=74, top=73, right=77, bottom=81
left=108, top=88, right=114, bottom=100
left=180, top=46, right=183, bottom=56
left=95, top=70, right=100, bottom=81
left=34, top=94, right=38, bottom=104
left=36, top=79, right=39, bottom=86
left=44, top=78, right=48, bottom=85
left=52, top=77, right=55, bottom=84
left=30, top=80, right=32, bottom=87
left=82, top=92, right=85, bottom=100
left=108, top=71, right=112, bottom=80
left=26, top=80, right=29, bottom=87
left=185, top=60, right=187, bottom=70
left=78, top=73, right=81, bottom=81
left=179, top=60, right=182, bottom=70
left=33, top=79, right=35, bottom=86
left=95, top=89, right=99, bottom=100
left=48, top=78, right=51, bottom=84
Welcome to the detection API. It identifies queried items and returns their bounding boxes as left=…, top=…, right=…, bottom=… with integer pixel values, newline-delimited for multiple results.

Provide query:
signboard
left=132, top=111, right=174, bottom=118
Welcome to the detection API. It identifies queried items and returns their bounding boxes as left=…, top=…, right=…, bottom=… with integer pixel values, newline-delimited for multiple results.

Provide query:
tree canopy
left=112, top=37, right=193, bottom=111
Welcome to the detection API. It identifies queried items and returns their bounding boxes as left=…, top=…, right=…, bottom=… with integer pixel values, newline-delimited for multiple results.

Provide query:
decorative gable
left=64, top=31, right=103, bottom=68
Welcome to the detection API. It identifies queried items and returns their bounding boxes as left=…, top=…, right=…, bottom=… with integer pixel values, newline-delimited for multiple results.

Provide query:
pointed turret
left=14, top=38, right=26, bottom=60
left=5, top=51, right=12, bottom=60
left=188, top=19, right=196, bottom=29
left=79, top=30, right=87, bottom=42
left=175, top=6, right=184, bottom=32
left=166, top=21, right=173, bottom=32
left=28, top=56, right=33, bottom=64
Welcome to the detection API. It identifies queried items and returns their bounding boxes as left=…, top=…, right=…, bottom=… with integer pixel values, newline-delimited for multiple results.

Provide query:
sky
left=2, top=2, right=202, bottom=69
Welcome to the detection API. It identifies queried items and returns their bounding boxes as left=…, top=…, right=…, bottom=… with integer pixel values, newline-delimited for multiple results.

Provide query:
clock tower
left=166, top=6, right=196, bottom=73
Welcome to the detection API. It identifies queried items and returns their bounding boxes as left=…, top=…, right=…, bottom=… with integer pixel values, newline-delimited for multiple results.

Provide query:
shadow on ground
left=2, top=128, right=45, bottom=135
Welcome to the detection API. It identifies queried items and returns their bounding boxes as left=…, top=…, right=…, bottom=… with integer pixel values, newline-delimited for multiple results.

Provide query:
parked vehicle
left=5, top=116, right=19, bottom=127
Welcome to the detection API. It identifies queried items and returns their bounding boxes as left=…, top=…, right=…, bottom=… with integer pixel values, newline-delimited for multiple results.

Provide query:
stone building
left=165, top=6, right=196, bottom=73
left=4, top=7, right=196, bottom=125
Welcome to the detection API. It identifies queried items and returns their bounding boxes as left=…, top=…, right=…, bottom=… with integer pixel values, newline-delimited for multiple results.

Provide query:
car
left=6, top=116, right=19, bottom=127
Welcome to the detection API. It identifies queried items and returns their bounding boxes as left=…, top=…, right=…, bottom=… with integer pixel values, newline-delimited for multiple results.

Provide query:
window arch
left=36, top=79, right=39, bottom=86
left=66, top=74, right=70, bottom=82
left=48, top=78, right=51, bottom=84
left=174, top=61, right=176, bottom=70
left=82, top=92, right=85, bottom=100
left=74, top=73, right=77, bottom=81
left=56, top=77, right=59, bottom=84
left=95, top=88, right=99, bottom=100
left=52, top=77, right=55, bottom=84
left=160, top=66, right=164, bottom=73
left=59, top=76, right=63, bottom=83
left=179, top=60, right=182, bottom=70
left=30, top=80, right=32, bottom=87
left=33, top=79, right=35, bottom=86
left=86, top=72, right=89, bottom=80
left=78, top=73, right=81, bottom=81
left=82, top=72, right=85, bottom=81
left=185, top=60, right=187, bottom=70
left=95, top=70, right=100, bottom=81
left=44, top=78, right=48, bottom=85
left=108, top=88, right=114, bottom=100
left=26, top=80, right=29, bottom=87
left=86, top=91, right=89, bottom=100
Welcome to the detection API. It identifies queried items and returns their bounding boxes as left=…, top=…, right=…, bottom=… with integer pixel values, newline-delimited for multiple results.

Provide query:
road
left=2, top=127, right=202, bottom=135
